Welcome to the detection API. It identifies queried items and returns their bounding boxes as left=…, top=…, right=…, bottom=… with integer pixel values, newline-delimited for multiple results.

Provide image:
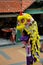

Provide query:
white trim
left=0, top=14, right=18, bottom=18
left=26, top=54, right=31, bottom=56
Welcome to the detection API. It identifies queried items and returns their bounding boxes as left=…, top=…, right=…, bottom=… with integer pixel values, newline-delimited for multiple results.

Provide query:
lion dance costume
left=16, top=13, right=40, bottom=65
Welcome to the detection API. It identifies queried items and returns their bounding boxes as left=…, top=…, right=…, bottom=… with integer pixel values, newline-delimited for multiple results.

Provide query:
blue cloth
left=20, top=35, right=29, bottom=41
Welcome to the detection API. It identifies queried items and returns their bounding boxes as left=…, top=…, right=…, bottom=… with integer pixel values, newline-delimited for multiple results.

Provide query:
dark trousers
left=26, top=56, right=33, bottom=65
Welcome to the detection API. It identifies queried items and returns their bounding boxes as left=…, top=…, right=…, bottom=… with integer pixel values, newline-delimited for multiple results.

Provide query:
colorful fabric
left=16, top=13, right=40, bottom=64
left=20, top=35, right=29, bottom=41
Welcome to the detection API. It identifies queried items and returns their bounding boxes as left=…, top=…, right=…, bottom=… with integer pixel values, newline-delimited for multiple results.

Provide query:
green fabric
left=24, top=9, right=43, bottom=14
left=16, top=30, right=21, bottom=42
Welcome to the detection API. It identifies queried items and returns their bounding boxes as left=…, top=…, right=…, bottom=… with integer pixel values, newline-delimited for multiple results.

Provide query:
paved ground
left=0, top=44, right=43, bottom=65
left=0, top=45, right=26, bottom=65
left=0, top=38, right=43, bottom=65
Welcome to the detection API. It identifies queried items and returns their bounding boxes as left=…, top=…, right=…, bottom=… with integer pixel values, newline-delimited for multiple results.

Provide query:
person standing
left=10, top=27, right=16, bottom=44
left=16, top=13, right=40, bottom=65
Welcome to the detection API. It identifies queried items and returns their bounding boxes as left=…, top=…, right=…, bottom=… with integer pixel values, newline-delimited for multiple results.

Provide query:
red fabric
left=2, top=29, right=12, bottom=32
left=20, top=11, right=23, bottom=15
left=27, top=19, right=30, bottom=22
